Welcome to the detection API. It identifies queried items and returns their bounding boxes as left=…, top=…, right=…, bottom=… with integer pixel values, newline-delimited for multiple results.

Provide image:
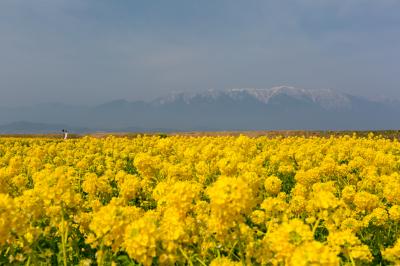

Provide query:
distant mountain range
left=1, top=86, right=399, bottom=133
left=0, top=121, right=91, bottom=134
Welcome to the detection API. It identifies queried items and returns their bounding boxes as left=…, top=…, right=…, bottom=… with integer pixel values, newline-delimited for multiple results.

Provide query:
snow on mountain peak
left=226, top=86, right=352, bottom=110
left=156, top=86, right=352, bottom=110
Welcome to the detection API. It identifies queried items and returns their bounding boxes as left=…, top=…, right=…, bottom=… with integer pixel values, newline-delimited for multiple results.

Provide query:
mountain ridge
left=1, top=86, right=399, bottom=132
left=153, top=86, right=354, bottom=111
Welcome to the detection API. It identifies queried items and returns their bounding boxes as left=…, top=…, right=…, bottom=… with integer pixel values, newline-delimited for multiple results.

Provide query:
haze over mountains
left=1, top=86, right=399, bottom=133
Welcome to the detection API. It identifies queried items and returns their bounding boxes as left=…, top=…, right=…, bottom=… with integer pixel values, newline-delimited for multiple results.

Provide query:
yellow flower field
left=1, top=134, right=400, bottom=265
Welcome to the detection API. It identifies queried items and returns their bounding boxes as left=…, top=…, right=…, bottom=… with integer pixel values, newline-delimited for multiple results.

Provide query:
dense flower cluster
left=1, top=134, right=400, bottom=265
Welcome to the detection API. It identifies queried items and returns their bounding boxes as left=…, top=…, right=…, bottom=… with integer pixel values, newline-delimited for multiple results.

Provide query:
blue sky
left=0, top=0, right=399, bottom=106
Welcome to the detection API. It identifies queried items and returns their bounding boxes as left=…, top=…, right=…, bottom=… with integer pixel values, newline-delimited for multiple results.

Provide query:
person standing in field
left=62, top=129, right=68, bottom=139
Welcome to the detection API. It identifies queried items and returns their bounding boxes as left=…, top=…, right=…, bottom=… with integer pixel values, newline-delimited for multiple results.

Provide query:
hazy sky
left=0, top=0, right=399, bottom=106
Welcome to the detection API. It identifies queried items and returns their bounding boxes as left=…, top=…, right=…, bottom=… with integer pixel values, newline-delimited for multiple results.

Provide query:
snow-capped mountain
left=154, top=86, right=353, bottom=111
left=1, top=86, right=400, bottom=132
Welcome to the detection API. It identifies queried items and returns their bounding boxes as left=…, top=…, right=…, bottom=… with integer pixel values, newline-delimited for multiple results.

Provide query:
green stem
left=196, top=257, right=208, bottom=266
left=98, top=239, right=105, bottom=266
left=312, top=218, right=321, bottom=236
left=61, top=212, right=68, bottom=266
left=238, top=241, right=245, bottom=266
left=349, top=254, right=356, bottom=266
left=179, top=247, right=193, bottom=266
left=228, top=241, right=238, bottom=258
left=25, top=256, right=31, bottom=266
left=236, top=224, right=246, bottom=266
